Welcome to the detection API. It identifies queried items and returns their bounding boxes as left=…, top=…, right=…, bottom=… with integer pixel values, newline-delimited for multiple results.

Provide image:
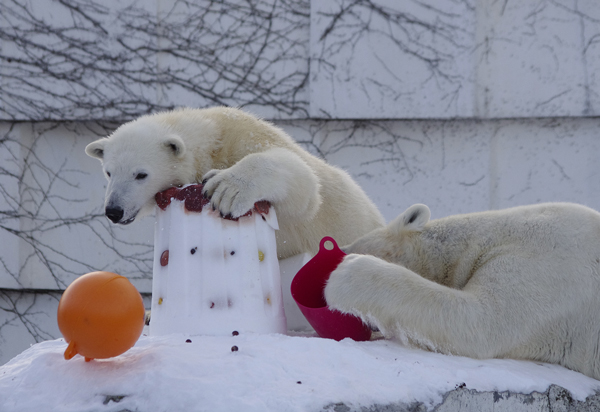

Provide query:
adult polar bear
left=325, top=202, right=600, bottom=380
left=85, top=106, right=384, bottom=259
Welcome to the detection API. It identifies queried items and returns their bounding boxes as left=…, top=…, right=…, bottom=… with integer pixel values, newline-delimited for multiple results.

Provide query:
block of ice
left=149, top=184, right=286, bottom=336
left=279, top=253, right=313, bottom=331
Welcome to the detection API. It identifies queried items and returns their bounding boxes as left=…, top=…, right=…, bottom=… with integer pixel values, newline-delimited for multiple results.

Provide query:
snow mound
left=1, top=333, right=599, bottom=412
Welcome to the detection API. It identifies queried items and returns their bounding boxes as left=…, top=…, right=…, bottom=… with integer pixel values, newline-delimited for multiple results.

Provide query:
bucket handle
left=319, top=236, right=342, bottom=254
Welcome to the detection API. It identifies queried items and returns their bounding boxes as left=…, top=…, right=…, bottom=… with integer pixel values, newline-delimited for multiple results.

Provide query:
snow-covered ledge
left=330, top=385, right=600, bottom=412
left=1, top=334, right=599, bottom=412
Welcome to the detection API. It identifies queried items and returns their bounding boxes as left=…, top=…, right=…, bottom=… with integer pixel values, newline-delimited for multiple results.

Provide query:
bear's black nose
left=105, top=207, right=124, bottom=223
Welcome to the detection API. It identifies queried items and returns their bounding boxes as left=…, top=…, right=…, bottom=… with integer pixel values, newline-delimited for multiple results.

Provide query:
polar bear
left=325, top=202, right=600, bottom=379
left=85, top=107, right=385, bottom=259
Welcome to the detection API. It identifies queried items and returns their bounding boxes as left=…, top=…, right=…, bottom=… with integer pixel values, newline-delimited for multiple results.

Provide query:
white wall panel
left=310, top=0, right=476, bottom=119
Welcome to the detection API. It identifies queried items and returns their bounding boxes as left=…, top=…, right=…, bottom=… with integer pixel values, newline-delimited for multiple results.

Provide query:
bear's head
left=85, top=118, right=196, bottom=225
left=342, top=204, right=431, bottom=262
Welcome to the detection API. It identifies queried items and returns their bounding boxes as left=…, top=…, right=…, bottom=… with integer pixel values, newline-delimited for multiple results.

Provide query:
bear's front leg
left=325, top=253, right=501, bottom=357
left=202, top=147, right=321, bottom=220
left=324, top=254, right=390, bottom=319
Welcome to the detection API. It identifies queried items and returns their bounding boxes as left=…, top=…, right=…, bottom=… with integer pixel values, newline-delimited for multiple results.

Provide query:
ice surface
left=279, top=252, right=313, bottom=331
left=149, top=185, right=286, bottom=336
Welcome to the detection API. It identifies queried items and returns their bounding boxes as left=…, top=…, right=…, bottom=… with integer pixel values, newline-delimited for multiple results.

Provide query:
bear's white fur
left=85, top=107, right=385, bottom=259
left=325, top=202, right=600, bottom=379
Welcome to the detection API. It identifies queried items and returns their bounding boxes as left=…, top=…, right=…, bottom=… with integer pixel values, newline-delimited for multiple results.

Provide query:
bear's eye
left=106, top=171, right=111, bottom=178
left=135, top=172, right=148, bottom=180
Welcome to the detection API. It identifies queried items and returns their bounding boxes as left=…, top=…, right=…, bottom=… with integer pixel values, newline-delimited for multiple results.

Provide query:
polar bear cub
left=85, top=107, right=384, bottom=259
left=325, top=202, right=600, bottom=379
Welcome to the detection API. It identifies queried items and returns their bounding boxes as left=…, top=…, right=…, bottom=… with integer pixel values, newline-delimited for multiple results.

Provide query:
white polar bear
left=325, top=202, right=600, bottom=380
left=85, top=107, right=384, bottom=259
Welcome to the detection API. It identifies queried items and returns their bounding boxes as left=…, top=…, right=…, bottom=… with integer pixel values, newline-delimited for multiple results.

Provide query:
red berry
left=155, top=184, right=210, bottom=212
left=160, top=250, right=169, bottom=266
left=254, top=200, right=270, bottom=215
left=177, top=185, right=208, bottom=212
left=155, top=187, right=179, bottom=210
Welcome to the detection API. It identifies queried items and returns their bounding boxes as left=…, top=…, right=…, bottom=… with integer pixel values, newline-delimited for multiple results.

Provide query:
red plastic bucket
left=291, top=237, right=371, bottom=341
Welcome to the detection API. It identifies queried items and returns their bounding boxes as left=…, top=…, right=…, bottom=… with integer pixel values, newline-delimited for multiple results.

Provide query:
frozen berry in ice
left=155, top=187, right=179, bottom=210
left=232, top=331, right=239, bottom=336
left=186, top=339, right=192, bottom=343
left=258, top=250, right=264, bottom=262
left=158, top=297, right=163, bottom=305
left=191, top=247, right=197, bottom=255
left=160, top=250, right=169, bottom=266
left=254, top=200, right=270, bottom=215
left=230, top=251, right=235, bottom=256
left=231, top=345, right=239, bottom=352
left=177, top=185, right=208, bottom=212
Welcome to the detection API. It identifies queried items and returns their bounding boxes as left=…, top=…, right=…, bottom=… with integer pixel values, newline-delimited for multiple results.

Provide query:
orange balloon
left=57, top=271, right=145, bottom=361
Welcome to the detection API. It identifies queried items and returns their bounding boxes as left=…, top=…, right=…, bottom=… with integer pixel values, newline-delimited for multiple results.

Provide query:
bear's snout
left=106, top=207, right=124, bottom=224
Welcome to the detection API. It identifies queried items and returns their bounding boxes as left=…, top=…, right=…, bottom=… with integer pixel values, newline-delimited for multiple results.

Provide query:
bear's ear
left=163, top=134, right=186, bottom=158
left=390, top=204, right=431, bottom=235
left=85, top=139, right=108, bottom=160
